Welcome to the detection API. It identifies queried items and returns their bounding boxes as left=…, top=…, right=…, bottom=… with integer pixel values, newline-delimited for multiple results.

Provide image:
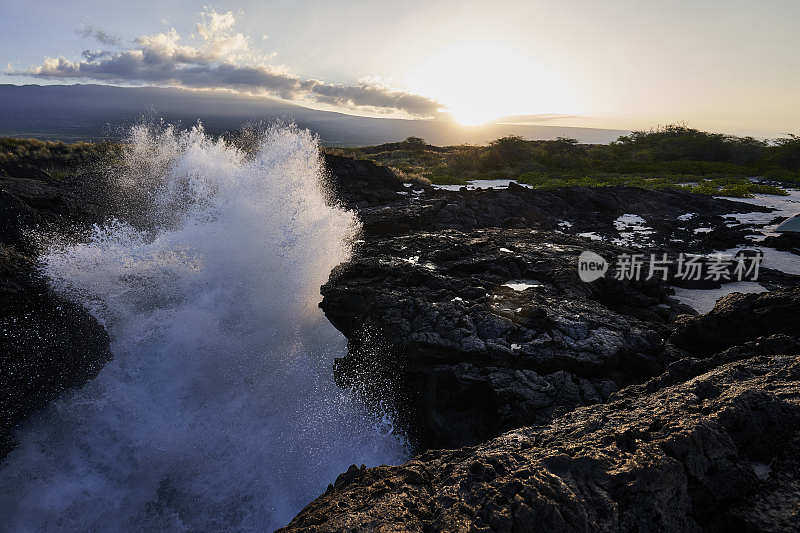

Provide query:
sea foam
left=0, top=123, right=406, bottom=531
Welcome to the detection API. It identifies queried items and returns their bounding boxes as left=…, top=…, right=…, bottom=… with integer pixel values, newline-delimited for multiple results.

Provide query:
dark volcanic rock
left=316, top=161, right=794, bottom=450
left=0, top=245, right=111, bottom=457
left=0, top=173, right=108, bottom=254
left=322, top=228, right=692, bottom=449
left=323, top=154, right=421, bottom=209
left=283, top=351, right=800, bottom=532
left=352, top=182, right=769, bottom=251
left=296, top=158, right=800, bottom=530
left=315, top=157, right=799, bottom=452
left=671, top=287, right=800, bottom=355
left=762, top=232, right=800, bottom=253
left=0, top=172, right=112, bottom=458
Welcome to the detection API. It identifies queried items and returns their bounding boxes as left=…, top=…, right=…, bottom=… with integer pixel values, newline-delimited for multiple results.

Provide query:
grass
left=326, top=126, right=800, bottom=197
left=0, top=137, right=120, bottom=179
left=3, top=124, right=799, bottom=201
left=326, top=144, right=793, bottom=197
left=513, top=174, right=789, bottom=198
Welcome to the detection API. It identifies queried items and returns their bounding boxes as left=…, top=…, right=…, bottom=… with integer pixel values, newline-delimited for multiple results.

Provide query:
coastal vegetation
left=328, top=125, right=800, bottom=197
left=3, top=124, right=799, bottom=198
left=0, top=137, right=119, bottom=179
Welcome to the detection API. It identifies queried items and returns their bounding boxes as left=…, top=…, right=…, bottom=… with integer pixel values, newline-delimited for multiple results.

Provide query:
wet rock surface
left=0, top=246, right=111, bottom=457
left=671, top=288, right=800, bottom=355
left=352, top=180, right=771, bottom=251
left=322, top=228, right=689, bottom=449
left=323, top=154, right=411, bottom=209
left=0, top=170, right=111, bottom=458
left=0, top=172, right=108, bottom=254
left=288, top=158, right=800, bottom=530
left=762, top=232, right=800, bottom=253
left=318, top=159, right=799, bottom=450
left=283, top=350, right=800, bottom=533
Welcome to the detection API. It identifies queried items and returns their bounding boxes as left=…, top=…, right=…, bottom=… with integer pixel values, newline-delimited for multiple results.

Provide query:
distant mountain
left=0, top=84, right=629, bottom=145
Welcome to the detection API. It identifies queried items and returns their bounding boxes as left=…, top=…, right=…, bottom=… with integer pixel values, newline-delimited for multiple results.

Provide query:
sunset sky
left=2, top=0, right=798, bottom=136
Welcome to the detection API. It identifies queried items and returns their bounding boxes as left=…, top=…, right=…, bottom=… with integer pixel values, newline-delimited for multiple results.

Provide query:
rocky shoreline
left=2, top=153, right=799, bottom=530
left=0, top=168, right=111, bottom=457
left=284, top=343, right=800, bottom=532
left=293, top=155, right=800, bottom=530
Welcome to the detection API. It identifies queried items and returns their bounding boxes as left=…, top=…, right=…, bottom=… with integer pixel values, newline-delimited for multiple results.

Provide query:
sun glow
left=404, top=42, right=578, bottom=126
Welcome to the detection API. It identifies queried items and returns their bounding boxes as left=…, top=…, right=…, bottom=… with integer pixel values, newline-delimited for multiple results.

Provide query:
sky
left=1, top=0, right=798, bottom=137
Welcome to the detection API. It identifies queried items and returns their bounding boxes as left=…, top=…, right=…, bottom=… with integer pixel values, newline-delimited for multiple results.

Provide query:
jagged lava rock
left=671, top=287, right=800, bottom=356
left=321, top=228, right=694, bottom=449
left=0, top=171, right=112, bottom=458
left=316, top=158, right=790, bottom=450
left=283, top=349, right=800, bottom=533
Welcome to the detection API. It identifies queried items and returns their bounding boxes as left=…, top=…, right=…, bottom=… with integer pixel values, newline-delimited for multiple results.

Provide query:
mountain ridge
left=0, top=84, right=629, bottom=146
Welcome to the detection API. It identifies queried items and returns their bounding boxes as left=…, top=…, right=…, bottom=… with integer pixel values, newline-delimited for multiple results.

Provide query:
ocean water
left=0, top=123, right=406, bottom=531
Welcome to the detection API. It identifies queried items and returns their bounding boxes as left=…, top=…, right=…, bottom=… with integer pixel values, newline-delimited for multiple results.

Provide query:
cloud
left=77, top=25, right=121, bottom=47
left=495, top=114, right=579, bottom=124
left=304, top=81, right=442, bottom=116
left=19, top=10, right=440, bottom=118
left=195, top=10, right=236, bottom=40
left=81, top=49, right=113, bottom=62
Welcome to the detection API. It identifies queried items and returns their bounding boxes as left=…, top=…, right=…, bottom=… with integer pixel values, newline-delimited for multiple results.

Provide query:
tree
left=403, top=137, right=426, bottom=146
